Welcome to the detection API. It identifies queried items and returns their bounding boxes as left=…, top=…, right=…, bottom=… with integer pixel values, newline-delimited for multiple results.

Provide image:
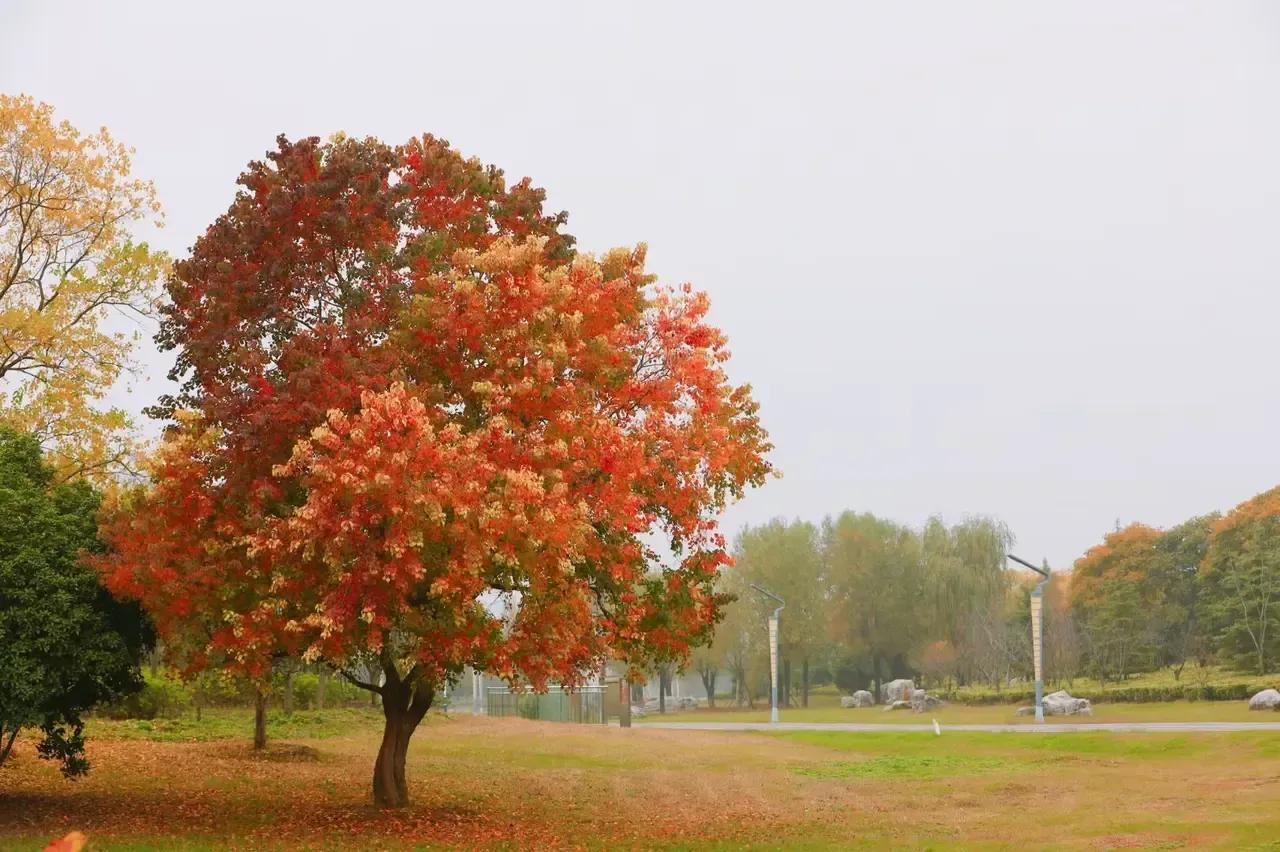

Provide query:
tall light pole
left=1007, top=553, right=1050, bottom=723
left=750, top=584, right=785, bottom=723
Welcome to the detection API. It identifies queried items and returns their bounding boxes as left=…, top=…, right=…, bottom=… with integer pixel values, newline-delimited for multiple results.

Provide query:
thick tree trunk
left=317, top=668, right=329, bottom=710
left=253, top=688, right=267, bottom=750
left=283, top=669, right=295, bottom=715
left=372, top=679, right=433, bottom=808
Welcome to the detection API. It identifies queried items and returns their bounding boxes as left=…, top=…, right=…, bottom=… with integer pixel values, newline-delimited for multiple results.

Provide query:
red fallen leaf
left=43, top=831, right=88, bottom=852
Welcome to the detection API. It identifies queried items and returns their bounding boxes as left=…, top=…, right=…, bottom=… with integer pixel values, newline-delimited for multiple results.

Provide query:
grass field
left=2, top=708, right=1280, bottom=849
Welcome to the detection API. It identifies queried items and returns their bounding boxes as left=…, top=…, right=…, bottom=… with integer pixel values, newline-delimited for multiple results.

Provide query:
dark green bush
left=99, top=676, right=190, bottom=720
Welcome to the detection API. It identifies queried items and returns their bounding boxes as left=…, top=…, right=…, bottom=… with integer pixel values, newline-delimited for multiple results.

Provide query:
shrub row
left=98, top=670, right=369, bottom=719
left=938, top=682, right=1270, bottom=705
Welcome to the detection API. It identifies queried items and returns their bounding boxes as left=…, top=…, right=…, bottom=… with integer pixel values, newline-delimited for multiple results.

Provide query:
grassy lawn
left=2, top=709, right=1279, bottom=849
left=641, top=695, right=1272, bottom=725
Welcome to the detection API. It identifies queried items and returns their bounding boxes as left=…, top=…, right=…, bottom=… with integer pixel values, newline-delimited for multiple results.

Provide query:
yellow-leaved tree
left=0, top=94, right=165, bottom=481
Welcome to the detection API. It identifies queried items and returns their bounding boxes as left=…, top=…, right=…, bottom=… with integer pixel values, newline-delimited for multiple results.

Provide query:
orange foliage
left=1069, top=523, right=1163, bottom=610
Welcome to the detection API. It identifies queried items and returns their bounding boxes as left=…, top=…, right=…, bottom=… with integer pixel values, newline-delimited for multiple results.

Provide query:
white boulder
left=880, top=678, right=915, bottom=704
left=840, top=690, right=876, bottom=709
left=1041, top=690, right=1092, bottom=716
left=1248, top=688, right=1280, bottom=710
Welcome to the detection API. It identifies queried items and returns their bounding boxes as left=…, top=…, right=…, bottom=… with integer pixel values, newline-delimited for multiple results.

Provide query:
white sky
left=5, top=1, right=1280, bottom=569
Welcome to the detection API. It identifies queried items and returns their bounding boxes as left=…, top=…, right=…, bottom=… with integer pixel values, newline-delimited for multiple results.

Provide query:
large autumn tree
left=98, top=134, right=772, bottom=807
left=0, top=94, right=165, bottom=481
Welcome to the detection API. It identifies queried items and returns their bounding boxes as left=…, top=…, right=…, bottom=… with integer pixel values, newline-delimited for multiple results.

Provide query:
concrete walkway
left=639, top=720, right=1280, bottom=733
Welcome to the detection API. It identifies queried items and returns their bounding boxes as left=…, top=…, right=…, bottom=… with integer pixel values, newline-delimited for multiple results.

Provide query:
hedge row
left=98, top=671, right=368, bottom=720
left=938, top=682, right=1269, bottom=705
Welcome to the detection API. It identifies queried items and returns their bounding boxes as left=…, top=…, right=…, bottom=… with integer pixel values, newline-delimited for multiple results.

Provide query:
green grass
left=794, top=752, right=1009, bottom=779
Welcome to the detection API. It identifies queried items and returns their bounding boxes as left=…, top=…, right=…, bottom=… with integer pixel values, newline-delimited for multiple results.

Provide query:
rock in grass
left=882, top=700, right=912, bottom=711
left=1042, top=690, right=1092, bottom=716
left=880, top=679, right=915, bottom=704
left=841, top=690, right=875, bottom=708
left=1248, top=688, right=1280, bottom=710
left=910, top=689, right=943, bottom=713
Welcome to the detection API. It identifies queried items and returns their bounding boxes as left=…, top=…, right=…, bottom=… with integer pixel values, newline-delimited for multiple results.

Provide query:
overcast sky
left=5, top=1, right=1280, bottom=569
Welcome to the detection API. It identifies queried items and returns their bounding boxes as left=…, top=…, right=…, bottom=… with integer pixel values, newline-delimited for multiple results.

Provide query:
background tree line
left=700, top=493, right=1280, bottom=706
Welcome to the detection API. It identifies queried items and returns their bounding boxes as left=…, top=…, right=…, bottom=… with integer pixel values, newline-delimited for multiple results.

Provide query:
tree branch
left=337, top=667, right=383, bottom=695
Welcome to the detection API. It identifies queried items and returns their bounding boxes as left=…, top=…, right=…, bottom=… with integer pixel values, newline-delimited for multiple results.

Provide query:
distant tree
left=731, top=519, right=824, bottom=706
left=1153, top=514, right=1219, bottom=679
left=1042, top=573, right=1081, bottom=687
left=823, top=512, right=925, bottom=699
left=0, top=95, right=165, bottom=482
left=1203, top=488, right=1280, bottom=675
left=1070, top=524, right=1164, bottom=681
left=714, top=567, right=768, bottom=707
left=0, top=428, right=149, bottom=776
left=921, top=516, right=1013, bottom=685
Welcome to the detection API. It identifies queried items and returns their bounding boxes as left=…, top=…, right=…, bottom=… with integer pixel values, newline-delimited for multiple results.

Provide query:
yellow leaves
left=0, top=94, right=166, bottom=483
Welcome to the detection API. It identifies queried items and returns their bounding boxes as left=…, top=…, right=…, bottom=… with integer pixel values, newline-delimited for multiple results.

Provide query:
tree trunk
left=700, top=669, right=717, bottom=707
left=0, top=725, right=18, bottom=767
left=283, top=669, right=295, bottom=715
left=253, top=688, right=267, bottom=750
left=801, top=657, right=810, bottom=708
left=317, top=668, right=329, bottom=711
left=372, top=678, right=433, bottom=808
left=658, top=669, right=667, bottom=714
left=782, top=658, right=791, bottom=706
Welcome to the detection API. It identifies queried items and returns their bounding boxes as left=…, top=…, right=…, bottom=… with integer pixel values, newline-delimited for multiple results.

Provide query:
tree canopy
left=0, top=427, right=149, bottom=776
left=0, top=94, right=165, bottom=481
left=98, top=133, right=773, bottom=806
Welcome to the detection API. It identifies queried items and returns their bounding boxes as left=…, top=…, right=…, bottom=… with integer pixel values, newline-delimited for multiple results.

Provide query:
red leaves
left=101, top=131, right=772, bottom=692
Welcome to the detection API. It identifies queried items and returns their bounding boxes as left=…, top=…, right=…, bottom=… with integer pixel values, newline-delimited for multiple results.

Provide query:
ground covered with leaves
left=1, top=710, right=1278, bottom=849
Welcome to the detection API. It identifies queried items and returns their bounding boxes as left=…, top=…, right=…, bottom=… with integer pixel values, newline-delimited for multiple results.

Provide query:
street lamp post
left=1007, top=553, right=1050, bottom=723
left=750, top=584, right=785, bottom=723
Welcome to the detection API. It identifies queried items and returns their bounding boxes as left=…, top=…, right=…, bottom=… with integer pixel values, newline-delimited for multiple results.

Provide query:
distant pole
left=750, top=584, right=785, bottom=724
left=1007, top=554, right=1050, bottom=723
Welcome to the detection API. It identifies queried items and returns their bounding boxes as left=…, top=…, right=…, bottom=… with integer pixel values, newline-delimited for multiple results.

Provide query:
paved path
left=639, top=721, right=1280, bottom=733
